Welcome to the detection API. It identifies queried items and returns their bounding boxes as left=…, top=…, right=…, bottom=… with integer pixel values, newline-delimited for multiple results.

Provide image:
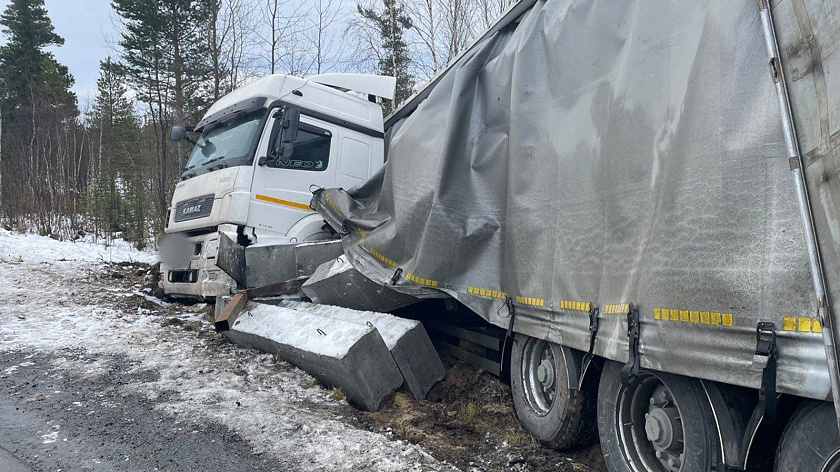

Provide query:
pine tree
left=90, top=58, right=140, bottom=237
left=112, top=0, right=214, bottom=232
left=358, top=0, right=414, bottom=114
left=0, top=0, right=75, bottom=111
left=0, top=0, right=77, bottom=226
left=93, top=58, right=135, bottom=132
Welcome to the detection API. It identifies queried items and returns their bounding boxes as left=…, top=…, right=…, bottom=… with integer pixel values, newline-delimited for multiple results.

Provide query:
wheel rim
left=520, top=337, right=557, bottom=416
left=616, top=372, right=686, bottom=472
left=823, top=449, right=840, bottom=472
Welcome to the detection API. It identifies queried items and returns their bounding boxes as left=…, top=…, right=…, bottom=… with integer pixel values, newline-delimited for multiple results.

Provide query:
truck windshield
left=182, top=110, right=264, bottom=178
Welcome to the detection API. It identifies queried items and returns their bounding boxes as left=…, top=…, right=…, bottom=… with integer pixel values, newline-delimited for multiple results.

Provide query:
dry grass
left=329, top=387, right=346, bottom=402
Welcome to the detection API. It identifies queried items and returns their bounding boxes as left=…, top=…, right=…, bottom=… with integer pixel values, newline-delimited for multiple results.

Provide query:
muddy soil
left=365, top=362, right=606, bottom=472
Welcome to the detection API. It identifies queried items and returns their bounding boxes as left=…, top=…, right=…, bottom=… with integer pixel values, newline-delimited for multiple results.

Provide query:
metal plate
left=174, top=194, right=214, bottom=222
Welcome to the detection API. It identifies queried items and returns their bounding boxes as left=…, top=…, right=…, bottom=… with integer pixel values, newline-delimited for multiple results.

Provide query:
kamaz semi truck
left=159, top=73, right=394, bottom=299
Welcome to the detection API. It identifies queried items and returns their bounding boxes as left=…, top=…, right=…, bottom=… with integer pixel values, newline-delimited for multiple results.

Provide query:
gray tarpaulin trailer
left=311, top=0, right=840, bottom=470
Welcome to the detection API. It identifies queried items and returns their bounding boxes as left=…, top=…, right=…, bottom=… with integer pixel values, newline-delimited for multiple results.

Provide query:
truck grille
left=174, top=195, right=214, bottom=222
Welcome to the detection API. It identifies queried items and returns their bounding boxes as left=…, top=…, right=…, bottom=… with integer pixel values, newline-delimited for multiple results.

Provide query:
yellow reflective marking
left=783, top=316, right=797, bottom=331
left=561, top=300, right=591, bottom=312
left=255, top=194, right=314, bottom=211
left=797, top=317, right=812, bottom=332
left=814, top=318, right=822, bottom=333
left=655, top=307, right=735, bottom=327
left=406, top=272, right=438, bottom=287
left=368, top=248, right=396, bottom=267
left=323, top=193, right=343, bottom=217
left=604, top=304, right=628, bottom=315
left=516, top=296, right=545, bottom=307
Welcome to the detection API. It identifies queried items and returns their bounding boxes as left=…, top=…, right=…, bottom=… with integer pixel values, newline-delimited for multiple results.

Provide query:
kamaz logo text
left=182, top=205, right=202, bottom=215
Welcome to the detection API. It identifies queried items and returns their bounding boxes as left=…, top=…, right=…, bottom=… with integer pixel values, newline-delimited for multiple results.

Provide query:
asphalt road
left=0, top=349, right=285, bottom=472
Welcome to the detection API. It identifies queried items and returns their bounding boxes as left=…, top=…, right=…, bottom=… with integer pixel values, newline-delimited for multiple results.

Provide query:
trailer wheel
left=597, top=361, right=718, bottom=472
left=774, top=400, right=840, bottom=472
left=510, top=333, right=597, bottom=450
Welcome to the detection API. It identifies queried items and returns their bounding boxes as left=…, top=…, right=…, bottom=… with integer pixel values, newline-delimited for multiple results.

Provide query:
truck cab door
left=248, top=107, right=338, bottom=238
left=334, top=134, right=374, bottom=189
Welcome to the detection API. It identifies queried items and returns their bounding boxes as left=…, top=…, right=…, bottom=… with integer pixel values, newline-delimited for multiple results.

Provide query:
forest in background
left=0, top=0, right=509, bottom=248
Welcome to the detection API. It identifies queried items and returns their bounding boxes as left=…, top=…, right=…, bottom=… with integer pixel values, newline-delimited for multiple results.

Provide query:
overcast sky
left=0, top=0, right=118, bottom=104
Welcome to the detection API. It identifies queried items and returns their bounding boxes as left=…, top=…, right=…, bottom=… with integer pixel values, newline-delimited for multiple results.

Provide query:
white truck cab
left=159, top=73, right=393, bottom=299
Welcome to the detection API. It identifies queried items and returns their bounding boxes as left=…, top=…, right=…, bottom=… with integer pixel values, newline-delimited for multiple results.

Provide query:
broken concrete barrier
left=282, top=300, right=445, bottom=400
left=302, top=256, right=419, bottom=312
left=226, top=302, right=403, bottom=411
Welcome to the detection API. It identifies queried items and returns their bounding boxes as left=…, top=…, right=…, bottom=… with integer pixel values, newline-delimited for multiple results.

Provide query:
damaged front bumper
left=159, top=231, right=236, bottom=300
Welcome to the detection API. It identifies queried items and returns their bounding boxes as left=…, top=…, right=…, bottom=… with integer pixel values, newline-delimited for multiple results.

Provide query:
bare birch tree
left=406, top=0, right=440, bottom=79
left=305, top=0, right=345, bottom=75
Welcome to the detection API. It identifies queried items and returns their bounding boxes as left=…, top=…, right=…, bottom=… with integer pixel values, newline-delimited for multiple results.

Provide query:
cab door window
left=268, top=122, right=331, bottom=172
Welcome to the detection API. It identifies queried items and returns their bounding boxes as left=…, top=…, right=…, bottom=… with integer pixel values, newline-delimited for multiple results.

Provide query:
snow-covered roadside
left=0, top=228, right=157, bottom=265
left=0, top=230, right=454, bottom=472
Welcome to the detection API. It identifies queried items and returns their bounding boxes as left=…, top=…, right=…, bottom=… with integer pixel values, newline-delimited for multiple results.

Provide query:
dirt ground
left=118, top=261, right=607, bottom=471
left=364, top=363, right=605, bottom=472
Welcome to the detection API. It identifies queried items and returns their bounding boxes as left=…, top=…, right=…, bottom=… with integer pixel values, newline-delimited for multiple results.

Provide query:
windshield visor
left=182, top=110, right=265, bottom=178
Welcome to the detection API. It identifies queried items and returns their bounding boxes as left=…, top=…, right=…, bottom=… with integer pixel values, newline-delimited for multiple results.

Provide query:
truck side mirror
left=282, top=108, right=300, bottom=144
left=273, top=108, right=301, bottom=159
left=169, top=125, right=187, bottom=142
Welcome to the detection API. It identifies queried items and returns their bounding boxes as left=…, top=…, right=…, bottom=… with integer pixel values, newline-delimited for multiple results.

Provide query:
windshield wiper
left=201, top=155, right=226, bottom=166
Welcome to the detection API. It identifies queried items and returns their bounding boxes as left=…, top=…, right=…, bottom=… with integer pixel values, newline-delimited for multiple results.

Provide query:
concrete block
left=294, top=240, right=344, bottom=277
left=302, top=256, right=418, bottom=312
left=226, top=302, right=403, bottom=411
left=282, top=301, right=445, bottom=400
left=244, top=243, right=298, bottom=288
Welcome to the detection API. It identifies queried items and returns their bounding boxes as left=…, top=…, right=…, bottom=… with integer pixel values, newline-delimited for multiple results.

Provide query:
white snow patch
left=233, top=303, right=375, bottom=358
left=322, top=255, right=354, bottom=278
left=281, top=300, right=417, bottom=350
left=137, top=292, right=169, bottom=308
left=0, top=228, right=156, bottom=265
left=41, top=426, right=60, bottom=444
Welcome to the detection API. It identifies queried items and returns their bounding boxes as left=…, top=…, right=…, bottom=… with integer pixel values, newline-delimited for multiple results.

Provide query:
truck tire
left=774, top=400, right=840, bottom=472
left=510, top=333, right=597, bottom=450
left=597, top=361, right=718, bottom=472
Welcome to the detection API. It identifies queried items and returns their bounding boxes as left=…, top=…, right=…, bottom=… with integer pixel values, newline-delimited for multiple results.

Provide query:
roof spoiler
left=310, top=73, right=396, bottom=100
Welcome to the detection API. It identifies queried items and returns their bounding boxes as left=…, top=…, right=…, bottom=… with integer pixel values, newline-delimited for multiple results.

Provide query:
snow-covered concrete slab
left=281, top=301, right=445, bottom=400
left=227, top=302, right=403, bottom=411
left=302, top=256, right=418, bottom=312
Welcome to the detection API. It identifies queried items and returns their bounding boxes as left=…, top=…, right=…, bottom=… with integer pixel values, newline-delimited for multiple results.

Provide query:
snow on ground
left=0, top=228, right=157, bottom=265
left=0, top=230, right=455, bottom=472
